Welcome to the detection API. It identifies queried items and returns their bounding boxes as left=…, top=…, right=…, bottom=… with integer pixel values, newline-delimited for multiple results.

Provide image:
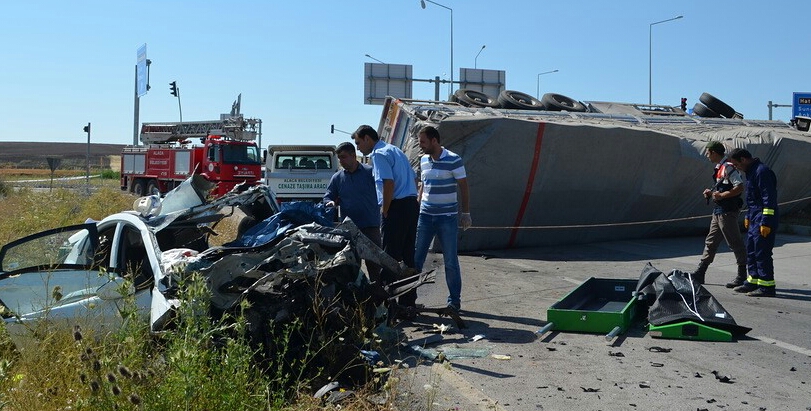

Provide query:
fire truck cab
left=121, top=116, right=263, bottom=198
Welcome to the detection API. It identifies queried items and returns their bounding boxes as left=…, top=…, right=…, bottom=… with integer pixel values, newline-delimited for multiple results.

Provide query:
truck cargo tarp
left=381, top=100, right=811, bottom=251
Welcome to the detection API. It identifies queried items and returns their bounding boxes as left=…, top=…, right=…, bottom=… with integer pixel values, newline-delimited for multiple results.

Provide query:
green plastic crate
left=546, top=278, right=639, bottom=335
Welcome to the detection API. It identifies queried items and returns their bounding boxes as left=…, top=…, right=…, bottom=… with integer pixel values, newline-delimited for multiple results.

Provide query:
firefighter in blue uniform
left=728, top=148, right=778, bottom=297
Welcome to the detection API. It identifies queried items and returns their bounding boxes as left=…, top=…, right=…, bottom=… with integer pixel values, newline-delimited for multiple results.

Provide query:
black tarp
left=636, top=262, right=751, bottom=337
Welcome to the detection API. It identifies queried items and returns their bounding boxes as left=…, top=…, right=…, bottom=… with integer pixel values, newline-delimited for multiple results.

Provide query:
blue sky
left=3, top=1, right=808, bottom=146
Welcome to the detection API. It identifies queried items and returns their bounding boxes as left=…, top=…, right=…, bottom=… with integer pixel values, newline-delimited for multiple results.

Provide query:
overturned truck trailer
left=377, top=96, right=811, bottom=251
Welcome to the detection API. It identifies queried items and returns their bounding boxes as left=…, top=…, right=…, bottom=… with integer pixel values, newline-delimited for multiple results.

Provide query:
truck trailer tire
left=452, top=89, right=500, bottom=108
left=541, top=93, right=587, bottom=112
left=497, top=90, right=545, bottom=110
left=146, top=180, right=160, bottom=196
left=132, top=180, right=146, bottom=196
left=692, top=102, right=720, bottom=118
left=699, top=93, right=736, bottom=119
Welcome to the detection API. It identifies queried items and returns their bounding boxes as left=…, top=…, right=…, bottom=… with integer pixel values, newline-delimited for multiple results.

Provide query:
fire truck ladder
left=140, top=116, right=261, bottom=144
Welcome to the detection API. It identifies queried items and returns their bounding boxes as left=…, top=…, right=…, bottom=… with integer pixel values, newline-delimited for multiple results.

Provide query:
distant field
left=0, top=141, right=125, bottom=170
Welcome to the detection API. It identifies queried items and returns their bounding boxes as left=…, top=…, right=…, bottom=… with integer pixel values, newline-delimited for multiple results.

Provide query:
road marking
left=431, top=363, right=508, bottom=411
left=560, top=276, right=583, bottom=285
left=754, top=336, right=811, bottom=357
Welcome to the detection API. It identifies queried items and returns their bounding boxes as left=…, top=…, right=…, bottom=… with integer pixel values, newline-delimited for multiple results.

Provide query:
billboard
left=459, top=68, right=506, bottom=99
left=364, top=63, right=413, bottom=105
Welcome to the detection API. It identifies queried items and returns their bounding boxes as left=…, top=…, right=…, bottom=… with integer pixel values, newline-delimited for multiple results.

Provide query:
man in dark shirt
left=324, top=142, right=381, bottom=281
left=728, top=148, right=779, bottom=297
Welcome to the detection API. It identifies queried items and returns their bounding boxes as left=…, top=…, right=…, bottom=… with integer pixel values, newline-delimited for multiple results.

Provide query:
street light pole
left=649, top=15, right=683, bottom=105
left=364, top=54, right=385, bottom=64
left=536, top=69, right=559, bottom=99
left=474, top=45, right=485, bottom=69
left=421, top=0, right=453, bottom=97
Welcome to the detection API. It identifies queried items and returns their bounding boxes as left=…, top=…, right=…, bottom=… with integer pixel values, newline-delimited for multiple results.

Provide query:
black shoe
left=447, top=303, right=460, bottom=313
left=725, top=276, right=745, bottom=288
left=392, top=306, right=417, bottom=321
left=733, top=283, right=758, bottom=293
left=746, top=287, right=776, bottom=297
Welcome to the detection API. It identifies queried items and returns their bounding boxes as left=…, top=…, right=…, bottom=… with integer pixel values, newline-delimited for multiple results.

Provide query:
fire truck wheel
left=452, top=89, right=500, bottom=108
left=132, top=180, right=146, bottom=196
left=146, top=180, right=160, bottom=196
left=699, top=92, right=736, bottom=119
left=541, top=93, right=586, bottom=112
left=497, top=90, right=545, bottom=110
left=692, top=102, right=720, bottom=118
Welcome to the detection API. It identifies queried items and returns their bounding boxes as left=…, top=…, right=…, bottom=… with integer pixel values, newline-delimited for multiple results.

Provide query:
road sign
left=137, top=44, right=148, bottom=97
left=792, top=92, right=811, bottom=118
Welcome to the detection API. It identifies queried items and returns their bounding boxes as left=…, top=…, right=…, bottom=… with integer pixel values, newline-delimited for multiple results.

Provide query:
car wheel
left=132, top=180, right=146, bottom=196
left=497, top=90, right=545, bottom=110
left=146, top=180, right=160, bottom=195
left=692, top=102, right=720, bottom=118
left=541, top=93, right=586, bottom=112
left=452, top=89, right=500, bottom=108
left=699, top=93, right=736, bottom=119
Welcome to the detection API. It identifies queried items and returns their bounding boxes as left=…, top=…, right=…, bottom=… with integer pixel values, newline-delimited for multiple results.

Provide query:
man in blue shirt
left=414, top=126, right=471, bottom=312
left=324, top=142, right=381, bottom=281
left=353, top=125, right=419, bottom=308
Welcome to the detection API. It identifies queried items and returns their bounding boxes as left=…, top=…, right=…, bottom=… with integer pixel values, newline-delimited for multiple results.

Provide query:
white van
left=265, top=145, right=337, bottom=204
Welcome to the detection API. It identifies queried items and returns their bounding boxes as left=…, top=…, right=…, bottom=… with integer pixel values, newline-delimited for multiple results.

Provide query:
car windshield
left=222, top=144, right=261, bottom=165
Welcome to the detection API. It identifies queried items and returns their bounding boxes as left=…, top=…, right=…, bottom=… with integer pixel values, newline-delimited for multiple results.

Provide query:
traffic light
left=170, top=81, right=178, bottom=97
left=680, top=97, right=687, bottom=111
left=83, top=123, right=91, bottom=133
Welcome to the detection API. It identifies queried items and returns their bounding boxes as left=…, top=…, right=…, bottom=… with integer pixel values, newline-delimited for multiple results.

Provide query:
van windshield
left=276, top=155, right=332, bottom=170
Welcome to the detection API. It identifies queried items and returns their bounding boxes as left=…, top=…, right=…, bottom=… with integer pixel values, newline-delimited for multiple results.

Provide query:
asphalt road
left=392, top=231, right=811, bottom=411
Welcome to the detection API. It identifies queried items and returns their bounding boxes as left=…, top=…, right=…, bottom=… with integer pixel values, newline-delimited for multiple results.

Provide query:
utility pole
left=767, top=100, right=791, bottom=120
left=83, top=123, right=91, bottom=194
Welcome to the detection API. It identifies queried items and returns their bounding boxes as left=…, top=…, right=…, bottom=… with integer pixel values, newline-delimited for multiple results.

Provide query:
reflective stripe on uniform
left=763, top=208, right=775, bottom=215
left=747, top=276, right=776, bottom=287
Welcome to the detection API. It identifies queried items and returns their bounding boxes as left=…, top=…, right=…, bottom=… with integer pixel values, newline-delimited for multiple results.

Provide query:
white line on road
left=560, top=277, right=583, bottom=285
left=430, top=363, right=508, bottom=411
left=754, top=336, right=811, bottom=357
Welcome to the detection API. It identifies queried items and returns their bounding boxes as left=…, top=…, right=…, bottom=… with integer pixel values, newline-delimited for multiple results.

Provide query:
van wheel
left=699, top=93, right=736, bottom=118
left=452, top=89, right=500, bottom=108
left=146, top=180, right=160, bottom=195
left=692, top=103, right=720, bottom=118
left=132, top=180, right=146, bottom=196
left=541, top=93, right=586, bottom=112
left=497, top=90, right=545, bottom=110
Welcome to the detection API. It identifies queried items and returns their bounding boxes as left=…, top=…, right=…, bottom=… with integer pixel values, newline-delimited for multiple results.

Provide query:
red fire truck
left=120, top=116, right=263, bottom=197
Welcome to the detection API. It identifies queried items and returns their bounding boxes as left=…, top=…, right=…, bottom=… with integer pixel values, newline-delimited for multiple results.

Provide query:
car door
left=0, top=222, right=135, bottom=345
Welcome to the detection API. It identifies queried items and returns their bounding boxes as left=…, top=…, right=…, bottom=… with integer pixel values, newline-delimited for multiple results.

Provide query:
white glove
left=460, top=213, right=472, bottom=231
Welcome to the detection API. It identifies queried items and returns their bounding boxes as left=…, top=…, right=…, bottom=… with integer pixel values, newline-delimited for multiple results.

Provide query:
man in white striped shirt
left=414, top=125, right=471, bottom=312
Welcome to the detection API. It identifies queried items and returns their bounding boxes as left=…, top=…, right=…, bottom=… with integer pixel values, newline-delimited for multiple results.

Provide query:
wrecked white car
left=1, top=176, right=431, bottom=368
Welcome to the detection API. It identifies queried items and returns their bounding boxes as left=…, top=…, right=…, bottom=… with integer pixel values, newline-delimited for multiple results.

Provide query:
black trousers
left=381, top=196, right=419, bottom=305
